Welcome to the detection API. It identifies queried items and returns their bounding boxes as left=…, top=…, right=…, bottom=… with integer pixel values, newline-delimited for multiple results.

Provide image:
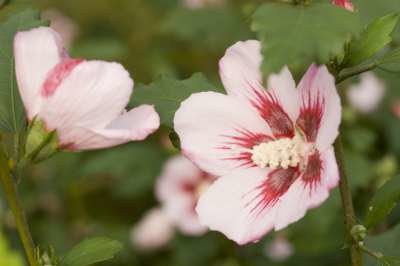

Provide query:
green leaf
left=376, top=47, right=400, bottom=72
left=131, top=73, right=220, bottom=128
left=364, top=224, right=400, bottom=266
left=364, top=176, right=400, bottom=229
left=163, top=7, right=251, bottom=50
left=352, top=0, right=400, bottom=42
left=62, top=237, right=123, bottom=266
left=251, top=3, right=361, bottom=76
left=0, top=9, right=46, bottom=134
left=347, top=13, right=399, bottom=66
left=80, top=142, right=167, bottom=199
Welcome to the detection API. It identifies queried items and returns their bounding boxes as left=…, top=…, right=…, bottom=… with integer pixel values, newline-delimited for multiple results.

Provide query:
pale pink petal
left=156, top=156, right=210, bottom=235
left=274, top=147, right=339, bottom=230
left=58, top=105, right=159, bottom=150
left=174, top=92, right=272, bottom=176
left=219, top=40, right=264, bottom=108
left=196, top=167, right=302, bottom=245
left=131, top=208, right=174, bottom=251
left=267, top=66, right=299, bottom=122
left=164, top=193, right=207, bottom=235
left=183, top=0, right=225, bottom=9
left=296, top=65, right=341, bottom=150
left=219, top=41, right=298, bottom=138
left=39, top=60, right=133, bottom=132
left=14, top=27, right=65, bottom=119
left=156, top=155, right=204, bottom=202
left=41, top=8, right=78, bottom=49
left=265, top=236, right=294, bottom=262
left=105, top=105, right=160, bottom=140
left=347, top=72, right=385, bottom=114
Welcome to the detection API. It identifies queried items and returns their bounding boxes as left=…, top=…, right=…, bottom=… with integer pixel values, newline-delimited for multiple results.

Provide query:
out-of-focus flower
left=156, top=155, right=214, bottom=235
left=14, top=27, right=160, bottom=153
left=183, top=0, right=225, bottom=9
left=130, top=208, right=174, bottom=251
left=391, top=100, right=400, bottom=119
left=347, top=72, right=385, bottom=114
left=41, top=8, right=79, bottom=49
left=174, top=40, right=341, bottom=244
left=332, top=0, right=354, bottom=11
left=265, top=236, right=294, bottom=262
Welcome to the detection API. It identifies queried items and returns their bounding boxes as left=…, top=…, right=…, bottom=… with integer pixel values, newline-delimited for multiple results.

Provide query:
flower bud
left=351, top=224, right=367, bottom=243
left=332, top=0, right=354, bottom=12
left=25, top=118, right=59, bottom=163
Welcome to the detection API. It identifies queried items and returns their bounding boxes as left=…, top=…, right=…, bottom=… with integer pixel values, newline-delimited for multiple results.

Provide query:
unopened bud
left=25, top=117, right=59, bottom=163
left=351, top=225, right=367, bottom=242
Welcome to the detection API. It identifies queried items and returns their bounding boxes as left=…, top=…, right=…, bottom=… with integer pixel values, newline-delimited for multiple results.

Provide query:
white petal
left=219, top=41, right=298, bottom=136
left=196, top=167, right=281, bottom=245
left=347, top=72, right=385, bottom=114
left=14, top=27, right=65, bottom=119
left=267, top=66, right=299, bottom=121
left=39, top=60, right=133, bottom=132
left=174, top=91, right=271, bottom=176
left=265, top=236, right=294, bottom=262
left=59, top=105, right=160, bottom=150
left=156, top=155, right=209, bottom=236
left=156, top=155, right=204, bottom=202
left=219, top=40, right=265, bottom=107
left=274, top=147, right=339, bottom=230
left=163, top=193, right=208, bottom=236
left=297, top=65, right=341, bottom=150
left=131, top=208, right=174, bottom=251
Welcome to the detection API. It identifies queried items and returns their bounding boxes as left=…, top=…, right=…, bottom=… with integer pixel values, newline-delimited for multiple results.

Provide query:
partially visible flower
left=332, top=0, right=354, bottom=11
left=391, top=100, right=400, bottom=119
left=174, top=40, right=341, bottom=244
left=14, top=27, right=160, bottom=152
left=41, top=8, right=79, bottom=48
left=156, top=155, right=214, bottom=235
left=347, top=72, right=385, bottom=114
left=130, top=208, right=174, bottom=251
left=183, top=0, right=225, bottom=9
left=265, top=236, right=294, bottom=262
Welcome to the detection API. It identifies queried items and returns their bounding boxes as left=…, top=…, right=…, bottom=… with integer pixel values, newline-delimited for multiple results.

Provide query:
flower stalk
left=0, top=149, right=38, bottom=266
left=334, top=136, right=363, bottom=266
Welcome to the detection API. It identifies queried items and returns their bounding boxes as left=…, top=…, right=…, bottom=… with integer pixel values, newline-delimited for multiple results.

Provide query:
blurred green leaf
left=352, top=0, right=400, bottom=42
left=62, top=237, right=123, bottom=266
left=364, top=224, right=400, bottom=266
left=345, top=127, right=377, bottom=153
left=172, top=234, right=220, bottom=266
left=80, top=142, right=166, bottom=199
left=131, top=73, right=219, bottom=128
left=377, top=47, right=400, bottom=71
left=0, top=9, right=46, bottom=134
left=252, top=3, right=361, bottom=76
left=163, top=7, right=250, bottom=50
left=344, top=151, right=373, bottom=188
left=364, top=176, right=400, bottom=229
left=347, top=13, right=399, bottom=66
left=71, top=37, right=128, bottom=61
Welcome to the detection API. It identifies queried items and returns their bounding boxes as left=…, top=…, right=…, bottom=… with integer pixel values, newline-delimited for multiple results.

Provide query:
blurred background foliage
left=0, top=0, right=399, bottom=265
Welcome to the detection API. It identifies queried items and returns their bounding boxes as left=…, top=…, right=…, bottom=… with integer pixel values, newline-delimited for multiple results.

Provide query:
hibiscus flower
left=174, top=40, right=341, bottom=244
left=14, top=27, right=159, bottom=151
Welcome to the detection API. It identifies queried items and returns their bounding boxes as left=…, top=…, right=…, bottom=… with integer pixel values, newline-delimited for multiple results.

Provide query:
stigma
left=251, top=134, right=315, bottom=170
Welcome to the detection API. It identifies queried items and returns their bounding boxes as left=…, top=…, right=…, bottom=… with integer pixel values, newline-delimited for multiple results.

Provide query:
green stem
left=334, top=136, right=363, bottom=266
left=336, top=62, right=377, bottom=84
left=0, top=152, right=38, bottom=266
